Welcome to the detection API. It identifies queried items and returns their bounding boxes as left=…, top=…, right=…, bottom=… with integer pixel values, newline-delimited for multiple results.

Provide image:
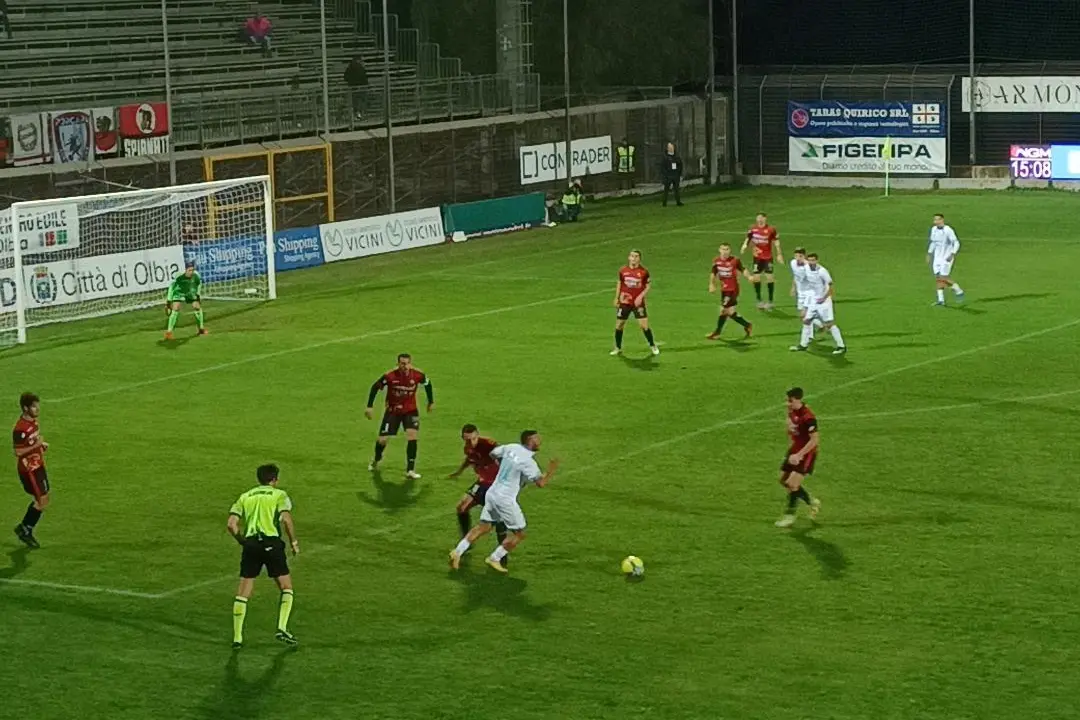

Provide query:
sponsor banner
left=442, top=192, right=546, bottom=238
left=118, top=101, right=171, bottom=157
left=274, top=226, right=324, bottom=271
left=183, top=236, right=267, bottom=284
left=21, top=245, right=184, bottom=310
left=319, top=207, right=445, bottom=264
left=962, top=76, right=1080, bottom=113
left=788, top=137, right=947, bottom=175
left=0, top=203, right=82, bottom=259
left=0, top=266, right=16, bottom=315
left=11, top=113, right=51, bottom=166
left=92, top=107, right=118, bottom=156
left=787, top=101, right=945, bottom=137
left=51, top=109, right=94, bottom=164
left=519, top=135, right=612, bottom=185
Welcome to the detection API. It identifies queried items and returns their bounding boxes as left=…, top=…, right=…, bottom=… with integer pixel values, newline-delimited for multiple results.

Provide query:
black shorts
left=752, top=260, right=774, bottom=274
left=466, top=481, right=491, bottom=505
left=780, top=450, right=817, bottom=477
left=239, top=536, right=290, bottom=579
left=380, top=411, right=420, bottom=436
left=721, top=292, right=739, bottom=308
left=18, top=468, right=49, bottom=499
left=616, top=303, right=647, bottom=320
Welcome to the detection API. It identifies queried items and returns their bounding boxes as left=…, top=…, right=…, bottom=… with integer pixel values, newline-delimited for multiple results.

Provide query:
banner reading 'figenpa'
left=788, top=101, right=946, bottom=137
left=789, top=137, right=947, bottom=175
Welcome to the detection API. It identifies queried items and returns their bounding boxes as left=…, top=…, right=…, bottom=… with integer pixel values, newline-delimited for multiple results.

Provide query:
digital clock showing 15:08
left=1009, top=145, right=1052, bottom=179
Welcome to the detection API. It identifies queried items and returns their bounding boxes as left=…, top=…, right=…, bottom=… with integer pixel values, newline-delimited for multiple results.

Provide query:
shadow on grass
left=357, top=470, right=429, bottom=513
left=790, top=527, right=849, bottom=579
left=0, top=547, right=31, bottom=580
left=976, top=292, right=1055, bottom=304
left=450, top=569, right=553, bottom=622
left=202, top=648, right=293, bottom=720
left=619, top=354, right=660, bottom=371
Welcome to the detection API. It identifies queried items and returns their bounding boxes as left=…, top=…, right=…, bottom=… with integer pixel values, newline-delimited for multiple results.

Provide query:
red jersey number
left=13, top=418, right=44, bottom=473
left=787, top=406, right=818, bottom=452
left=747, top=226, right=778, bottom=261
left=465, top=437, right=500, bottom=486
left=618, top=266, right=650, bottom=306
left=381, top=369, right=427, bottom=414
left=711, top=257, right=744, bottom=294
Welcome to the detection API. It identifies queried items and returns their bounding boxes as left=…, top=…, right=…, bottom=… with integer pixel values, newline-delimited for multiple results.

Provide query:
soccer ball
left=620, top=555, right=644, bottom=578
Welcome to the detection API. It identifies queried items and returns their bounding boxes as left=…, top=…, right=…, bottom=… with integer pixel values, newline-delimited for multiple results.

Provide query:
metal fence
left=733, top=62, right=1080, bottom=175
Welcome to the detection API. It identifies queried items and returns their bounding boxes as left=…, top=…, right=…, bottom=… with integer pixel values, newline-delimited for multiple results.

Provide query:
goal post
left=0, top=175, right=275, bottom=345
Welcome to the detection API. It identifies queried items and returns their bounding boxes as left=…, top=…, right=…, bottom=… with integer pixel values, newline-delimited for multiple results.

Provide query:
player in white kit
left=449, top=430, right=560, bottom=574
left=927, top=214, right=964, bottom=306
left=789, top=247, right=822, bottom=342
left=790, top=253, right=847, bottom=355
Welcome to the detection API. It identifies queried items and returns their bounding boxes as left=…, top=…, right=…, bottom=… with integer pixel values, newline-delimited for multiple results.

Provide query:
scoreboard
left=1009, top=144, right=1080, bottom=180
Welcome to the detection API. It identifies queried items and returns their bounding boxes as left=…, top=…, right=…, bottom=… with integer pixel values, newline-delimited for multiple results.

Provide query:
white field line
left=0, top=576, right=161, bottom=599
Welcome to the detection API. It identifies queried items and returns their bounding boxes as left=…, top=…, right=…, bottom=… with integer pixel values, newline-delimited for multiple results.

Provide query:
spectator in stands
left=344, top=55, right=369, bottom=119
left=0, top=0, right=13, bottom=40
left=661, top=142, right=684, bottom=207
left=243, top=11, right=273, bottom=57
left=556, top=178, right=584, bottom=222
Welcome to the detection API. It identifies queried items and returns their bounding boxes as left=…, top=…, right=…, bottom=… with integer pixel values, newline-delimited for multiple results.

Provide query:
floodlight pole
left=383, top=0, right=396, bottom=211
left=968, top=0, right=976, bottom=171
left=161, top=0, right=176, bottom=184
left=563, top=0, right=572, bottom=184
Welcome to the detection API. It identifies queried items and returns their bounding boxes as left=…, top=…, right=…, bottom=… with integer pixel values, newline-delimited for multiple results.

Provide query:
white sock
left=454, top=538, right=471, bottom=555
left=799, top=324, right=813, bottom=346
left=489, top=545, right=508, bottom=562
left=951, top=283, right=963, bottom=293
left=936, top=288, right=945, bottom=303
left=829, top=325, right=845, bottom=348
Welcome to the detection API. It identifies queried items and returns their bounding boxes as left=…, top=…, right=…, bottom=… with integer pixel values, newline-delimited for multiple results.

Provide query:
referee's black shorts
left=239, top=535, right=290, bottom=579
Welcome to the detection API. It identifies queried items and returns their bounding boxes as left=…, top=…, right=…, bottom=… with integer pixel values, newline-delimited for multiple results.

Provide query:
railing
left=538, top=85, right=674, bottom=111
left=171, top=73, right=542, bottom=149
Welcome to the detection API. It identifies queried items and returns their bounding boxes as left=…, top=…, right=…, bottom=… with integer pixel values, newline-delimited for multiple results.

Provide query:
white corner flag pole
left=884, top=136, right=892, bottom=198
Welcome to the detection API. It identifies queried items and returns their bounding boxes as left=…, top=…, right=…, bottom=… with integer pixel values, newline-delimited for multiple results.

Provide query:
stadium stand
left=0, top=0, right=536, bottom=148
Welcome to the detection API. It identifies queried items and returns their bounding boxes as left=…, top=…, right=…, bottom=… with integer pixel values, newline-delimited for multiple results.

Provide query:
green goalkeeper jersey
left=168, top=271, right=202, bottom=300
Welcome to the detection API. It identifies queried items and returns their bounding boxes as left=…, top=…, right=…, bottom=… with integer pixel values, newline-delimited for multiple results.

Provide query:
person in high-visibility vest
left=616, top=139, right=635, bottom=190
left=557, top=178, right=584, bottom=222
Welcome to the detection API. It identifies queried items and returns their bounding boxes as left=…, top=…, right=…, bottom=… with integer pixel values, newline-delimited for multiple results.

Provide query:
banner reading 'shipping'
left=789, top=137, right=947, bottom=175
left=274, top=227, right=324, bottom=271
left=519, top=136, right=613, bottom=185
left=319, top=207, right=444, bottom=264
left=788, top=102, right=946, bottom=137
left=184, top=236, right=268, bottom=284
left=20, top=245, right=184, bottom=309
left=0, top=203, right=82, bottom=260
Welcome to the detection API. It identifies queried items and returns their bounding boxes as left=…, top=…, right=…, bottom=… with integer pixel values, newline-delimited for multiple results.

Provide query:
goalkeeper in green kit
left=164, top=262, right=208, bottom=340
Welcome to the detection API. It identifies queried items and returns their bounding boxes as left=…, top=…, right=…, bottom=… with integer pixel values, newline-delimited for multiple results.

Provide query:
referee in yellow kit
left=227, top=463, right=299, bottom=649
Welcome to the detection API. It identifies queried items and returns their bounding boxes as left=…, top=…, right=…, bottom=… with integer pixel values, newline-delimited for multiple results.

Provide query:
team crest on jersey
left=51, top=112, right=92, bottom=164
left=29, top=266, right=58, bottom=305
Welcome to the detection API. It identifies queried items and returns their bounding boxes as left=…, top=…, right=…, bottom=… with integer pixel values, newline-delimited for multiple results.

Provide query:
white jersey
left=487, top=443, right=542, bottom=503
left=789, top=259, right=813, bottom=296
left=804, top=263, right=834, bottom=300
left=927, top=224, right=960, bottom=261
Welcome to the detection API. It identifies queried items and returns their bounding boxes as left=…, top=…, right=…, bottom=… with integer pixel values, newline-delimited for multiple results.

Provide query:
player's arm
left=534, top=458, right=561, bottom=488
left=191, top=272, right=203, bottom=297
left=926, top=233, right=935, bottom=265
left=819, top=282, right=835, bottom=302
left=773, top=237, right=783, bottom=264
left=740, top=232, right=751, bottom=254
left=613, top=276, right=622, bottom=306
left=947, top=228, right=960, bottom=260
left=636, top=274, right=651, bottom=306
left=791, top=427, right=819, bottom=463
left=708, top=267, right=717, bottom=293
left=280, top=511, right=299, bottom=555
left=422, top=375, right=434, bottom=412
left=227, top=510, right=246, bottom=545
left=364, top=376, right=387, bottom=419
left=12, top=430, right=44, bottom=458
left=449, top=456, right=471, bottom=479
left=739, top=259, right=752, bottom=281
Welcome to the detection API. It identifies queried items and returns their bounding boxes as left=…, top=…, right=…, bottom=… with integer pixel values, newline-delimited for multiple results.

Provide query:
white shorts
left=479, top=493, right=527, bottom=531
left=932, top=258, right=954, bottom=277
left=796, top=291, right=815, bottom=312
left=805, top=297, right=835, bottom=324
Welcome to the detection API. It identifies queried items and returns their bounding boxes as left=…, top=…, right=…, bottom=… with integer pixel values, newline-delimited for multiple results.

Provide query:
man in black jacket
left=344, top=55, right=369, bottom=118
left=661, top=142, right=683, bottom=207
left=0, top=0, right=14, bottom=40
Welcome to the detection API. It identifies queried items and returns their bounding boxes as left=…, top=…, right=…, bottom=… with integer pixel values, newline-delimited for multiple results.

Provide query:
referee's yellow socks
left=278, top=590, right=294, bottom=632
left=232, top=596, right=248, bottom=644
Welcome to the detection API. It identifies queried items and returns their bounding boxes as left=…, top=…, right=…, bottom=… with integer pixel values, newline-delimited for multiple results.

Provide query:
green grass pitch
left=2, top=186, right=1080, bottom=720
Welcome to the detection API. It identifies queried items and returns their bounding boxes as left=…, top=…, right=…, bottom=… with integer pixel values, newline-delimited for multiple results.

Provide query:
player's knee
left=36, top=494, right=49, bottom=510
left=456, top=498, right=471, bottom=514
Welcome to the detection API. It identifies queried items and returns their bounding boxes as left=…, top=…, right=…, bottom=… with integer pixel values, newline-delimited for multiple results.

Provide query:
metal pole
left=968, top=0, right=976, bottom=170
left=319, top=0, right=331, bottom=136
left=731, top=0, right=740, bottom=173
left=161, top=0, right=176, bottom=184
left=382, top=0, right=396, bottom=211
left=563, top=0, right=571, bottom=183
left=706, top=0, right=716, bottom=184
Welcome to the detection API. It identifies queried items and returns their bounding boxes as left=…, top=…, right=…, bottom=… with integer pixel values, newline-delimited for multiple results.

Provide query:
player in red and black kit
left=448, top=424, right=508, bottom=566
left=365, top=353, right=434, bottom=479
left=13, top=392, right=49, bottom=549
left=611, top=249, right=659, bottom=356
left=740, top=213, right=783, bottom=310
left=775, top=387, right=821, bottom=528
left=706, top=243, right=753, bottom=340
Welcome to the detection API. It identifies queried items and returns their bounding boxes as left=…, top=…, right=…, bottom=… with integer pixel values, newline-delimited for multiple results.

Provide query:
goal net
left=0, top=175, right=275, bottom=345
